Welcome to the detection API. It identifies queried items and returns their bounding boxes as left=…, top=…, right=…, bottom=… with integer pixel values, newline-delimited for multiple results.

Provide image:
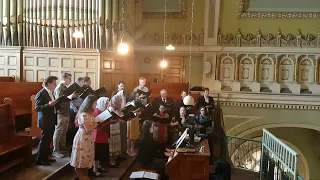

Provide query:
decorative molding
left=218, top=28, right=320, bottom=48
left=191, top=91, right=320, bottom=110
left=142, top=0, right=187, bottom=19
left=238, top=0, right=320, bottom=19
left=136, top=29, right=204, bottom=47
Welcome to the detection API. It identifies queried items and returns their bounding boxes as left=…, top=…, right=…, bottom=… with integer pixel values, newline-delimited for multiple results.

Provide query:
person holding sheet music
left=133, top=77, right=149, bottom=105
left=126, top=91, right=141, bottom=156
left=83, top=76, right=94, bottom=94
left=152, top=104, right=170, bottom=146
left=197, top=88, right=215, bottom=114
left=92, top=97, right=118, bottom=177
left=35, top=76, right=59, bottom=166
left=52, top=73, right=74, bottom=158
left=70, top=95, right=99, bottom=180
left=111, top=81, right=125, bottom=98
left=152, top=89, right=174, bottom=117
left=110, top=90, right=127, bottom=164
left=137, top=120, right=171, bottom=180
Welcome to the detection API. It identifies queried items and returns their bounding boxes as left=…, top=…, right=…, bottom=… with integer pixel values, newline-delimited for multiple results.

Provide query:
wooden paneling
left=0, top=47, right=21, bottom=81
left=23, top=48, right=100, bottom=88
left=163, top=56, right=185, bottom=83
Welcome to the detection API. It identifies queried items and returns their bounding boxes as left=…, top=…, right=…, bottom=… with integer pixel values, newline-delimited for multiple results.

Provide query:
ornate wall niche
left=259, top=57, right=274, bottom=82
left=220, top=56, right=235, bottom=86
left=279, top=58, right=294, bottom=83
left=299, top=58, right=314, bottom=83
left=238, top=0, right=320, bottom=19
left=142, top=0, right=187, bottom=18
left=239, top=57, right=254, bottom=82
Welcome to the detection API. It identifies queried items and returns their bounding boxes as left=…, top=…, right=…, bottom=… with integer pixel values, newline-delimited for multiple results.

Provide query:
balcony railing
left=260, top=129, right=302, bottom=180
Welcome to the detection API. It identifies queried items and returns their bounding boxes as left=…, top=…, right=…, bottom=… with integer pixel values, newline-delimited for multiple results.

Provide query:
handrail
left=260, top=129, right=299, bottom=180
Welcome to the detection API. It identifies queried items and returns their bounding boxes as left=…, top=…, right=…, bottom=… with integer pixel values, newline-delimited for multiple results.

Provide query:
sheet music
left=144, top=172, right=159, bottom=179
left=130, top=171, right=145, bottom=178
left=174, top=128, right=188, bottom=149
left=94, top=109, right=112, bottom=122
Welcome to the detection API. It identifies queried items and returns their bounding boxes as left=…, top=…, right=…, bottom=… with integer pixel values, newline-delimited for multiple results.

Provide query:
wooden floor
left=54, top=154, right=136, bottom=180
left=0, top=156, right=71, bottom=180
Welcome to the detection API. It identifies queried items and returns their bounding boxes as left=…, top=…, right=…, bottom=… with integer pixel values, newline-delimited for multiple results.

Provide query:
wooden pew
left=0, top=76, right=15, bottom=82
left=30, top=95, right=41, bottom=138
left=0, top=82, right=42, bottom=116
left=0, top=98, right=32, bottom=174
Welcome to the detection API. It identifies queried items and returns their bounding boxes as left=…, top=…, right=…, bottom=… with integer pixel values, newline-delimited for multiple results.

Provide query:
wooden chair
left=30, top=95, right=41, bottom=138
left=0, top=98, right=32, bottom=174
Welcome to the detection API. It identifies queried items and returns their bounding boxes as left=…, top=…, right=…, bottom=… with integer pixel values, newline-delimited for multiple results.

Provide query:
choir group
left=35, top=74, right=215, bottom=180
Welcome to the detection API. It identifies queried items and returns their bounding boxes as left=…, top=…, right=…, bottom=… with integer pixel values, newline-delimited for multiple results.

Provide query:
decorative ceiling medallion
left=238, top=0, right=320, bottom=19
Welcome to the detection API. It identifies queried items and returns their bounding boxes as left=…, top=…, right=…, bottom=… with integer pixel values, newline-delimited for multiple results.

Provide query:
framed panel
left=238, top=0, right=320, bottom=19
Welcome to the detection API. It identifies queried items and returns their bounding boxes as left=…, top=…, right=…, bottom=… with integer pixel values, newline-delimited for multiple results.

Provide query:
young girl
left=153, top=104, right=170, bottom=146
left=126, top=91, right=141, bottom=156
left=70, top=95, right=98, bottom=180
left=92, top=97, right=119, bottom=176
left=137, top=120, right=171, bottom=180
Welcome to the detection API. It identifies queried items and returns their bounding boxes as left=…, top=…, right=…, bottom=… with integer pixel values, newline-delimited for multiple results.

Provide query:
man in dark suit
left=197, top=88, right=215, bottom=113
left=152, top=89, right=174, bottom=117
left=35, top=76, right=59, bottom=165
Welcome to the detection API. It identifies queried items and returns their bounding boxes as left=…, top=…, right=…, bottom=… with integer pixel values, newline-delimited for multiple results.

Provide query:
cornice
left=238, top=0, right=320, bottom=19
left=192, top=91, right=320, bottom=110
left=23, top=47, right=99, bottom=56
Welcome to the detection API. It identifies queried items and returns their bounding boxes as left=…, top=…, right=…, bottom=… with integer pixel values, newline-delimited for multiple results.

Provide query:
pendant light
left=183, top=0, right=195, bottom=106
left=118, top=0, right=129, bottom=55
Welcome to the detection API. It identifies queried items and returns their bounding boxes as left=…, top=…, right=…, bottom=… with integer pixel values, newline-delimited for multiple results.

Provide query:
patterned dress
left=70, top=112, right=95, bottom=168
left=127, top=116, right=140, bottom=141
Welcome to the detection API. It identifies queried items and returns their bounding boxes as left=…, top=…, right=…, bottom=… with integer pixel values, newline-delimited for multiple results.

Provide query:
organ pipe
left=63, top=0, right=69, bottom=48
left=52, top=0, right=57, bottom=47
left=0, top=0, right=121, bottom=49
left=41, top=0, right=46, bottom=47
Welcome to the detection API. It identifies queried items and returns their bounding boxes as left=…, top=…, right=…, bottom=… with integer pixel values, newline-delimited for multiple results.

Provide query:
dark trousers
left=36, top=127, right=55, bottom=162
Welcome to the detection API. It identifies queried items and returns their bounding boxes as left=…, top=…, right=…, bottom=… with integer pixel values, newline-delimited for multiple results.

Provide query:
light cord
left=162, top=0, right=167, bottom=61
left=188, top=0, right=195, bottom=93
left=121, top=0, right=125, bottom=42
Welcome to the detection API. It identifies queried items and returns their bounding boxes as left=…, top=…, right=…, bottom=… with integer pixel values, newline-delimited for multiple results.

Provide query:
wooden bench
left=0, top=82, right=42, bottom=116
left=0, top=75, right=15, bottom=82
left=30, top=95, right=41, bottom=138
left=0, top=98, right=32, bottom=174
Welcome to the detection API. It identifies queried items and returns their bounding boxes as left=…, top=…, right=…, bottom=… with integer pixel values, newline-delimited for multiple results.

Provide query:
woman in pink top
left=93, top=97, right=118, bottom=176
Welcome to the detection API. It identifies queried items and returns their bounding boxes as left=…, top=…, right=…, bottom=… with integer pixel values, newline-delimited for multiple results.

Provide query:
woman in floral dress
left=70, top=95, right=98, bottom=180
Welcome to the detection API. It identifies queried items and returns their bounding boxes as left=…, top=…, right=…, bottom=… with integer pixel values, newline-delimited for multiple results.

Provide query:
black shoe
left=36, top=161, right=51, bottom=166
left=98, top=168, right=108, bottom=173
left=109, top=163, right=119, bottom=168
left=93, top=171, right=104, bottom=177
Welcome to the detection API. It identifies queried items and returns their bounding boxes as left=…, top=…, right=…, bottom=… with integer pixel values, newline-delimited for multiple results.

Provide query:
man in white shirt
left=35, top=76, right=59, bottom=166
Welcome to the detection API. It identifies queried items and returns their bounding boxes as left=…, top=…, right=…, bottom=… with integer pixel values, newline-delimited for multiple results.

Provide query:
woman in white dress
left=70, top=95, right=98, bottom=180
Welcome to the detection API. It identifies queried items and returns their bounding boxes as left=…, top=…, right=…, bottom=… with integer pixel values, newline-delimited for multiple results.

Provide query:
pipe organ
left=0, top=0, right=121, bottom=49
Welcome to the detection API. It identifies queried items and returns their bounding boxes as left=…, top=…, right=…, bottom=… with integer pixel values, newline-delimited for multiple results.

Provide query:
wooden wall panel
left=0, top=47, right=21, bottom=81
left=23, top=48, right=100, bottom=88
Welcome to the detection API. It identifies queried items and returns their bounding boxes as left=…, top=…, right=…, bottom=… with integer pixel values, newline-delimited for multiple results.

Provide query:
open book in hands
left=94, top=109, right=113, bottom=123
left=137, top=89, right=152, bottom=98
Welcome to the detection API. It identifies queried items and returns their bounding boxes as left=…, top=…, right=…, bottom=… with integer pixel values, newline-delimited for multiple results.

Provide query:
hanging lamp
left=183, top=0, right=195, bottom=106
left=118, top=0, right=129, bottom=55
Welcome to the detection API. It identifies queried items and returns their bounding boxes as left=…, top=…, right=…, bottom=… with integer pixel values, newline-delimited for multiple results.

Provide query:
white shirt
left=44, top=87, right=56, bottom=113
left=162, top=98, right=166, bottom=103
left=204, top=96, right=209, bottom=103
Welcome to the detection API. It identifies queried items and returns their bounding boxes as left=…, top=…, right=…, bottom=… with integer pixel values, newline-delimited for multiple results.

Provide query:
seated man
left=152, top=89, right=174, bottom=117
left=197, top=88, right=214, bottom=114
